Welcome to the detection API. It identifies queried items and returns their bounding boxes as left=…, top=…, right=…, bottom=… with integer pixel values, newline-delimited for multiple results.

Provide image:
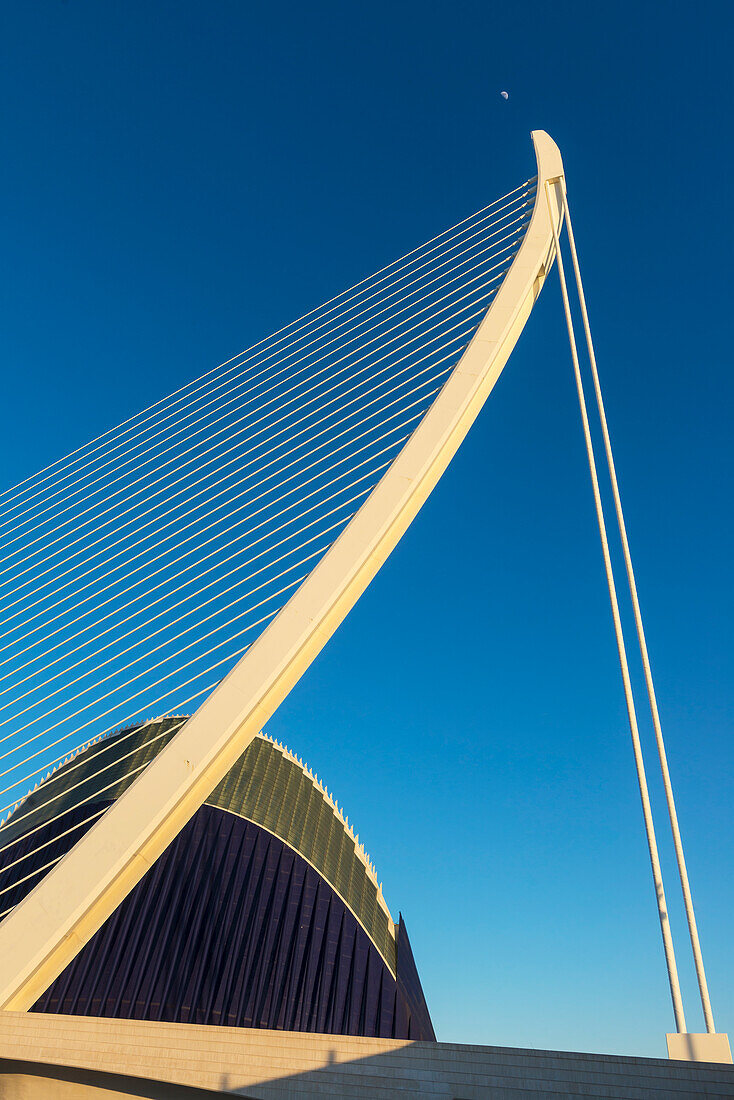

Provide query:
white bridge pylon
left=0, top=131, right=565, bottom=1010
left=0, top=129, right=727, bottom=1062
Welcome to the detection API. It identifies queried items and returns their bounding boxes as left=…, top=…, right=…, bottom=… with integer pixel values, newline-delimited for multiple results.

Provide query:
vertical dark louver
left=19, top=809, right=434, bottom=1039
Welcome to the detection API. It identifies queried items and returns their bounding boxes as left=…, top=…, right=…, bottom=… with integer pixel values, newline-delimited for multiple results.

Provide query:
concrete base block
left=3, top=1013, right=734, bottom=1098
left=667, top=1032, right=733, bottom=1063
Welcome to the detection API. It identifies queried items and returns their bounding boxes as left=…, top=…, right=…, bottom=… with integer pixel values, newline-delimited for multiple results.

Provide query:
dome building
left=0, top=718, right=434, bottom=1040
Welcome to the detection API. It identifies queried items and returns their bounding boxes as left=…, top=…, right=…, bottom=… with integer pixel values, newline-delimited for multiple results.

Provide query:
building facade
left=0, top=718, right=434, bottom=1040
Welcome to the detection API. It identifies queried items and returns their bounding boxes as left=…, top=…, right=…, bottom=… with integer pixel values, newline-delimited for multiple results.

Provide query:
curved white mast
left=0, top=131, right=566, bottom=1011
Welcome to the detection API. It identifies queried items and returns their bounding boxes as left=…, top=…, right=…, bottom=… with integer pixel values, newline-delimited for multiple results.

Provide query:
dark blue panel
left=3, top=804, right=434, bottom=1040
left=396, top=915, right=436, bottom=1041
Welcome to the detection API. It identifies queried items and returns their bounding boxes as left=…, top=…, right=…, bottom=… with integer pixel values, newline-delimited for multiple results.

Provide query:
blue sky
left=1, top=0, right=732, bottom=1058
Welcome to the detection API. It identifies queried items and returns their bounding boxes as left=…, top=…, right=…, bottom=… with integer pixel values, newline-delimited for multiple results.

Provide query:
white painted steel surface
left=546, top=180, right=688, bottom=1033
left=0, top=131, right=565, bottom=1011
left=561, top=191, right=717, bottom=1036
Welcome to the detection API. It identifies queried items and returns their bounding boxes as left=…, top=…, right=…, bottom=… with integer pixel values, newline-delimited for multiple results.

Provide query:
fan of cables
left=0, top=176, right=536, bottom=916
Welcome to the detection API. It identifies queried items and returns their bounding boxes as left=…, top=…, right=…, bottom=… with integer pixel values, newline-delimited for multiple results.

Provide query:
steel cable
left=0, top=196, right=532, bottom=546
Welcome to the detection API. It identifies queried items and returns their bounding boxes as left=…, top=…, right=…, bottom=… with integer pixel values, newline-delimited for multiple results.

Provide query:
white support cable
left=545, top=180, right=687, bottom=1034
left=10, top=199, right=530, bottom=529
left=0, top=182, right=540, bottom=930
left=4, top=510, right=355, bottom=734
left=0, top=352, right=440, bottom=669
left=0, top=849, right=85, bottom=906
left=0, top=625, right=282, bottom=875
left=0, top=725, right=189, bottom=901
left=1, top=718, right=189, bottom=844
left=0, top=266, right=509, bottom=622
left=0, top=394, right=427, bottom=804
left=0, top=303, right=480, bottom=641
left=0, top=285, right=493, bottom=580
left=0, top=383, right=435, bottom=773
left=0, top=708, right=187, bottom=823
left=0, top=484, right=372, bottom=717
left=0, top=306, right=483, bottom=646
left=1, top=564, right=313, bottom=785
left=0, top=347, right=457, bottom=715
left=560, top=191, right=716, bottom=1035
left=0, top=407, right=405, bottom=760
left=24, top=572, right=301, bottom=762
left=1, top=807, right=108, bottom=877
left=0, top=316, right=497, bottom=677
left=0, top=421, right=411, bottom=694
left=0, top=233, right=520, bottom=584
left=0, top=375, right=445, bottom=764
left=0, top=204, right=531, bottom=549
left=0, top=689, right=195, bottom=806
left=0, top=704, right=189, bottom=823
left=0, top=721, right=186, bottom=865
left=0, top=503, right=355, bottom=831
left=0, top=234, right=510, bottom=573
left=0, top=453, right=383, bottom=816
left=0, top=369, right=453, bottom=866
left=0, top=179, right=533, bottom=518
left=0, top=597, right=272, bottom=796
left=0, top=181, right=534, bottom=523
left=0, top=721, right=182, bottom=868
left=1, top=662, right=232, bottom=858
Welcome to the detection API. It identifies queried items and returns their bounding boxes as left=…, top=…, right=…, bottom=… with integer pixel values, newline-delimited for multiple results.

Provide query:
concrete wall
left=2, top=1012, right=734, bottom=1098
